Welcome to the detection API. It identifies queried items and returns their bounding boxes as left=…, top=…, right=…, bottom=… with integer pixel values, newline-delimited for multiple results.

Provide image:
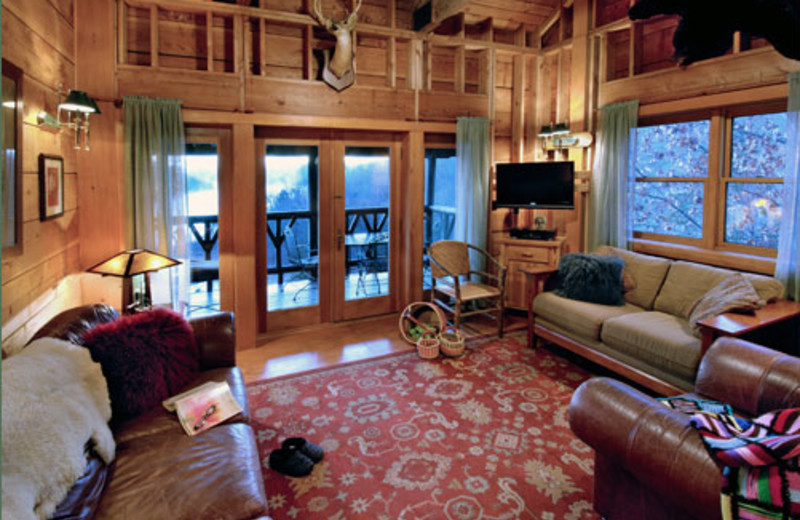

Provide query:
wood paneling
left=1, top=1, right=83, bottom=353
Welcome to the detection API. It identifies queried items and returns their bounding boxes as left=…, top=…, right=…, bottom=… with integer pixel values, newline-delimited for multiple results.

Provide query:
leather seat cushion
left=601, top=311, right=702, bottom=382
left=534, top=292, right=644, bottom=340
left=95, top=423, right=268, bottom=520
left=114, top=367, right=249, bottom=444
left=51, top=451, right=108, bottom=520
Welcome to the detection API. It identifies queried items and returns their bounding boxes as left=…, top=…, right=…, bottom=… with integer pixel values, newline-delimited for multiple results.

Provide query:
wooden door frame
left=185, top=126, right=234, bottom=313
left=257, top=136, right=335, bottom=333
left=332, top=133, right=402, bottom=321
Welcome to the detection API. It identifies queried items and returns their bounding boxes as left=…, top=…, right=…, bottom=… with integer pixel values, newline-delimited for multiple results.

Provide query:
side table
left=697, top=299, right=800, bottom=355
left=519, top=265, right=558, bottom=348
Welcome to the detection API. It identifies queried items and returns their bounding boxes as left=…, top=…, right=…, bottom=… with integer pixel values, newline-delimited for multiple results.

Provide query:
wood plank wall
left=4, top=0, right=798, bottom=353
left=1, top=0, right=84, bottom=355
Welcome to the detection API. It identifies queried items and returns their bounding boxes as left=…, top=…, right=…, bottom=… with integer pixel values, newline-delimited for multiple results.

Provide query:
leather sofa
left=26, top=304, right=271, bottom=520
left=533, top=246, right=785, bottom=394
left=569, top=336, right=800, bottom=520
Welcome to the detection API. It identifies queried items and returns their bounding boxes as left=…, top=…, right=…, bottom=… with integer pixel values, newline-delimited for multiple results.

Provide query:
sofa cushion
left=593, top=246, right=672, bottom=310
left=83, top=309, right=199, bottom=422
left=94, top=423, right=269, bottom=520
left=555, top=253, right=626, bottom=306
left=534, top=292, right=644, bottom=341
left=601, top=312, right=702, bottom=383
left=113, top=367, right=250, bottom=444
left=654, top=261, right=782, bottom=319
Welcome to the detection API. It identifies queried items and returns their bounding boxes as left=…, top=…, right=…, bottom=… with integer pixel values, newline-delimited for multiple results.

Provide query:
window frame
left=631, top=101, right=787, bottom=259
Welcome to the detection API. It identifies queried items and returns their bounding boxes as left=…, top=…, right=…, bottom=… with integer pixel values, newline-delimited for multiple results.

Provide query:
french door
left=258, top=130, right=400, bottom=332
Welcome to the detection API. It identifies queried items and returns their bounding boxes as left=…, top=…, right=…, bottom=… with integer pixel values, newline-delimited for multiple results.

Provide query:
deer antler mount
left=311, top=0, right=362, bottom=91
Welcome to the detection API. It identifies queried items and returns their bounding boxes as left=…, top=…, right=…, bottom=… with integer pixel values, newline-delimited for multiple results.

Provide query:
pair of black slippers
left=268, top=437, right=324, bottom=477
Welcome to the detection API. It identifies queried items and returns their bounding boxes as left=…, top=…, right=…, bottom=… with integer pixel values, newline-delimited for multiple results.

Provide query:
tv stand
left=510, top=228, right=557, bottom=241
left=497, top=236, right=566, bottom=310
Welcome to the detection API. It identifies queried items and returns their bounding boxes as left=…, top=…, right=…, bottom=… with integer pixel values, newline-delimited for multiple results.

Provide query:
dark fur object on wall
left=629, top=0, right=800, bottom=66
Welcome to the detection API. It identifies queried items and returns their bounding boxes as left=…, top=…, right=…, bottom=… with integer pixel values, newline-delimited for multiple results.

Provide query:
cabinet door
left=504, top=260, right=528, bottom=310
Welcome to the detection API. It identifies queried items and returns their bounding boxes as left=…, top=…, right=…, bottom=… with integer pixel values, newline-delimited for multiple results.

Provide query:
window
left=423, top=148, right=457, bottom=289
left=630, top=105, right=788, bottom=255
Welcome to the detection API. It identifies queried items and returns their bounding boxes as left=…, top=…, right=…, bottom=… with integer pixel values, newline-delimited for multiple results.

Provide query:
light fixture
left=36, top=87, right=100, bottom=151
left=88, top=249, right=181, bottom=313
left=538, top=121, right=593, bottom=150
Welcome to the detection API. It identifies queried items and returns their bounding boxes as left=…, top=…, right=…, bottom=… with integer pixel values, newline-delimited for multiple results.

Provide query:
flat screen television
left=493, top=161, right=575, bottom=210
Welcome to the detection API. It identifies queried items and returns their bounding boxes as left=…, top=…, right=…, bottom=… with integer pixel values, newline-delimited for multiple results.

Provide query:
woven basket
left=439, top=327, right=465, bottom=357
left=399, top=302, right=446, bottom=344
left=416, top=332, right=440, bottom=359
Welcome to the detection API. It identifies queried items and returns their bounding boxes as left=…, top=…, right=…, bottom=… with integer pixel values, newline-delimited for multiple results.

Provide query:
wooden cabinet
left=497, top=236, right=566, bottom=310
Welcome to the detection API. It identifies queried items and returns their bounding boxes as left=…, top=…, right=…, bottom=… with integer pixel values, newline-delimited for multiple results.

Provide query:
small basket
left=416, top=332, right=440, bottom=360
left=439, top=327, right=465, bottom=357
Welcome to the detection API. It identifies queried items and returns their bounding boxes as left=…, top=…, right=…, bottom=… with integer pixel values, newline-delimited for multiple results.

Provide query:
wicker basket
left=399, top=302, right=446, bottom=344
left=416, top=332, right=440, bottom=359
left=439, top=327, right=465, bottom=357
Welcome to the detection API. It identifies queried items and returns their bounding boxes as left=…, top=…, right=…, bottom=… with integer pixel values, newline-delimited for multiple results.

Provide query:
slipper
left=268, top=447, right=314, bottom=477
left=282, top=437, right=325, bottom=464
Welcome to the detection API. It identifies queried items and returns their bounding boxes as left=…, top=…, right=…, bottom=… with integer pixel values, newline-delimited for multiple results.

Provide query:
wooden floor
left=237, top=312, right=528, bottom=383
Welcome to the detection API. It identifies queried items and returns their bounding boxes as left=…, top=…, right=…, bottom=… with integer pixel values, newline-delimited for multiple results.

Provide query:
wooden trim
left=182, top=110, right=456, bottom=132
left=118, top=1, right=128, bottom=65
left=207, top=11, right=214, bottom=72
left=705, top=113, right=724, bottom=250
left=533, top=324, right=684, bottom=396
left=150, top=5, right=159, bottom=67
left=639, top=84, right=789, bottom=118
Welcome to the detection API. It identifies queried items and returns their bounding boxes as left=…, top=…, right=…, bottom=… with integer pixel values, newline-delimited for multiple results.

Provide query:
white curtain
left=589, top=100, right=640, bottom=251
left=123, top=96, right=189, bottom=311
left=776, top=72, right=800, bottom=300
left=455, top=117, right=490, bottom=270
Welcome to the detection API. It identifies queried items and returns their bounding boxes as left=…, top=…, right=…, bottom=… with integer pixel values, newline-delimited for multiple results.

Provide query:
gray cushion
left=601, top=311, right=702, bottom=383
left=534, top=292, right=644, bottom=341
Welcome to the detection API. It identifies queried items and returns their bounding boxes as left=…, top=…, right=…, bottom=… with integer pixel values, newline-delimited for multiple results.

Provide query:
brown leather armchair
left=569, top=337, right=800, bottom=520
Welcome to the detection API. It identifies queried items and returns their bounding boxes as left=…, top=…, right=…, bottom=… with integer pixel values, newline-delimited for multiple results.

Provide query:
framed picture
left=39, top=154, right=64, bottom=220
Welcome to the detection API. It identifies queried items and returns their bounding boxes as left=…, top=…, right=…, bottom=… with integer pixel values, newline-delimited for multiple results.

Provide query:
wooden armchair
left=428, top=240, right=507, bottom=337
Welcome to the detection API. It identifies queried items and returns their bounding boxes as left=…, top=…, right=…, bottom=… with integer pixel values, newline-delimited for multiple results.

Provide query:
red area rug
left=247, top=333, right=600, bottom=520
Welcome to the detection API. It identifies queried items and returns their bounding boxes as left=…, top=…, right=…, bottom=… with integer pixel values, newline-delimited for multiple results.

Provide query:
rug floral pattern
left=247, top=333, right=600, bottom=520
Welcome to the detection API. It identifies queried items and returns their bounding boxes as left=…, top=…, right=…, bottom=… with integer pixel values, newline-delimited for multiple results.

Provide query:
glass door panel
left=423, top=148, right=457, bottom=290
left=265, top=145, right=319, bottom=311
left=343, top=146, right=391, bottom=302
left=186, top=142, right=220, bottom=317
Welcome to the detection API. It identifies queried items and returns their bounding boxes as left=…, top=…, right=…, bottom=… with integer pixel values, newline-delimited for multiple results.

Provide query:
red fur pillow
left=83, top=309, right=199, bottom=421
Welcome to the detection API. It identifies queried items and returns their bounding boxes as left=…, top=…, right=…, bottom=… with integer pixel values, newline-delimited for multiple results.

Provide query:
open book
left=163, top=381, right=243, bottom=436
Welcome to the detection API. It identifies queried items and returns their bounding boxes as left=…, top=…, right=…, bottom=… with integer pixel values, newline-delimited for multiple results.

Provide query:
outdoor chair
left=284, top=226, right=318, bottom=302
left=355, top=233, right=388, bottom=297
left=428, top=240, right=506, bottom=337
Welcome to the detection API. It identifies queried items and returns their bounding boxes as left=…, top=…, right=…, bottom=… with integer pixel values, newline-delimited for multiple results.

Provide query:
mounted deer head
left=311, top=0, right=362, bottom=90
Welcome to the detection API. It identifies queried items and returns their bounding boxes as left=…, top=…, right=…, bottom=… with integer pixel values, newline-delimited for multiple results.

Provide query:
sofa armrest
left=695, top=337, right=800, bottom=416
left=189, top=312, right=237, bottom=369
left=569, top=377, right=722, bottom=520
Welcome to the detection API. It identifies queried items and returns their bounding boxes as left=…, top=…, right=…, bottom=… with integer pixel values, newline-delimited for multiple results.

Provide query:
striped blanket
left=690, top=408, right=800, bottom=520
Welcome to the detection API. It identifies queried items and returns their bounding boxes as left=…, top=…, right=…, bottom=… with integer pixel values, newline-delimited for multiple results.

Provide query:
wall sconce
left=36, top=88, right=100, bottom=151
left=538, top=122, right=593, bottom=150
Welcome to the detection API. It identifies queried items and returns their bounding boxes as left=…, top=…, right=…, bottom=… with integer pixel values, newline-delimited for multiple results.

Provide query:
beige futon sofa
left=532, top=246, right=785, bottom=394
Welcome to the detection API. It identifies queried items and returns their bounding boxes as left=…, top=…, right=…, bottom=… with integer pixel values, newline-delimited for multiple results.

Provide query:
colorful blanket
left=689, top=408, right=800, bottom=520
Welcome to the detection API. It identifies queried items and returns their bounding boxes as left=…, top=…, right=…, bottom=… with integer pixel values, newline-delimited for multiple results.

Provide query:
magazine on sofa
left=163, top=381, right=243, bottom=436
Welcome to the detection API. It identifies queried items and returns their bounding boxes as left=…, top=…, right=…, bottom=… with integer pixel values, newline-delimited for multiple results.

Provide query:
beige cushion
left=435, top=282, right=500, bottom=301
left=601, top=312, right=702, bottom=383
left=688, top=274, right=763, bottom=336
left=534, top=292, right=644, bottom=341
left=593, top=246, right=672, bottom=310
left=654, top=261, right=783, bottom=318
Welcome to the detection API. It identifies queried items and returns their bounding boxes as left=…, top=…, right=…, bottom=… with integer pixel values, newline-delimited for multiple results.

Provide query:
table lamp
left=88, top=249, right=181, bottom=313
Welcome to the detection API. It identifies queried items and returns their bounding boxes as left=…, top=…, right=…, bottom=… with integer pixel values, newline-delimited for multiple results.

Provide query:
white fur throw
left=2, top=338, right=115, bottom=520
